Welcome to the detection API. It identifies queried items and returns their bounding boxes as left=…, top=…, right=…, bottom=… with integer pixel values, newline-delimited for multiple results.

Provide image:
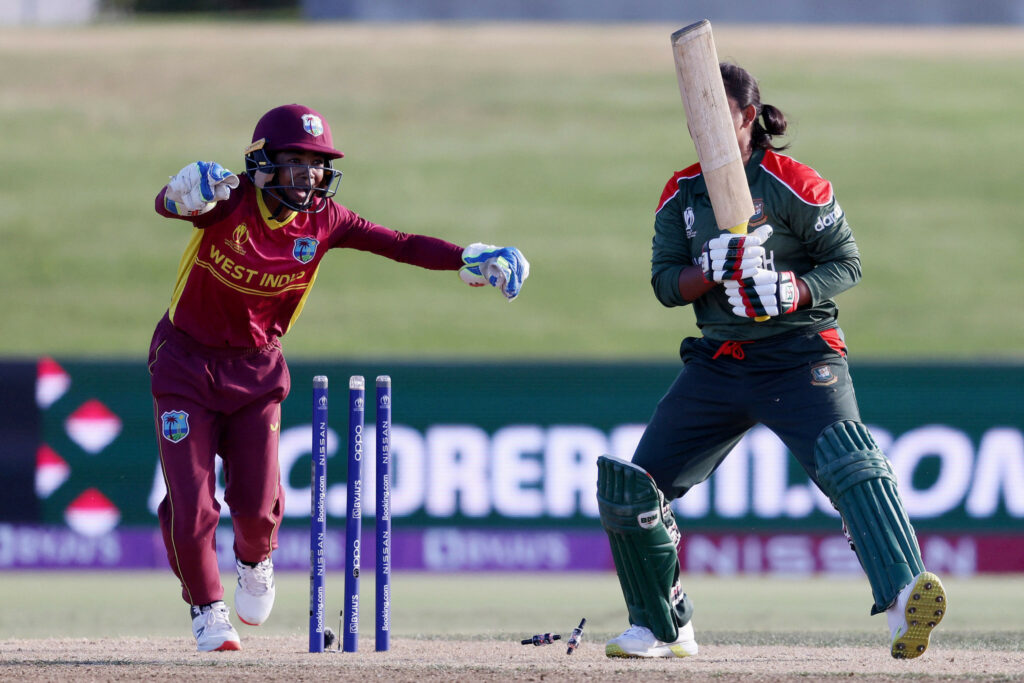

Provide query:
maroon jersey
left=155, top=175, right=463, bottom=348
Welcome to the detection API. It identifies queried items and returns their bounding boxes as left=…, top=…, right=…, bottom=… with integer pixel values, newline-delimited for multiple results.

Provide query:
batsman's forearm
left=798, top=256, right=861, bottom=306
left=678, top=265, right=716, bottom=303
left=795, top=277, right=812, bottom=309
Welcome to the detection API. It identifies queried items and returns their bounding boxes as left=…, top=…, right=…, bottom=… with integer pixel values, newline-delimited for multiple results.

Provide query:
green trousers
left=633, top=322, right=859, bottom=499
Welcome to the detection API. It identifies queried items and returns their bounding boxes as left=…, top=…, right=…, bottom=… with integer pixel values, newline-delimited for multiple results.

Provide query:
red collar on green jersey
left=655, top=150, right=833, bottom=214
left=759, top=150, right=833, bottom=206
left=655, top=162, right=702, bottom=214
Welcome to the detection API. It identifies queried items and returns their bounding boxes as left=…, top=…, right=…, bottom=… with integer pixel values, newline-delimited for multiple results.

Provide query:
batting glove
left=164, top=161, right=240, bottom=216
left=459, top=243, right=530, bottom=301
left=699, top=224, right=772, bottom=283
left=724, top=268, right=799, bottom=318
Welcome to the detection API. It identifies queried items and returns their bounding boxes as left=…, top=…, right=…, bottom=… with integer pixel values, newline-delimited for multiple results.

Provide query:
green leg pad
left=597, top=455, right=693, bottom=642
left=815, top=421, right=924, bottom=614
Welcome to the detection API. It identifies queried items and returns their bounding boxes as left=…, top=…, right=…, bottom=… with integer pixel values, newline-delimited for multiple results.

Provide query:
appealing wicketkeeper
left=148, top=104, right=529, bottom=652
left=598, top=63, right=946, bottom=660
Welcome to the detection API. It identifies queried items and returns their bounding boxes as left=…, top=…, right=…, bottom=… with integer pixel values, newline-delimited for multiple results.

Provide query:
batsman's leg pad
left=814, top=421, right=925, bottom=614
left=597, top=455, right=692, bottom=643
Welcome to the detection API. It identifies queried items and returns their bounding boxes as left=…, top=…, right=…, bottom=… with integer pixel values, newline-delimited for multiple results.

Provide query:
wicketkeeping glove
left=699, top=224, right=772, bottom=283
left=164, top=161, right=239, bottom=216
left=723, top=269, right=799, bottom=318
left=459, top=243, right=530, bottom=301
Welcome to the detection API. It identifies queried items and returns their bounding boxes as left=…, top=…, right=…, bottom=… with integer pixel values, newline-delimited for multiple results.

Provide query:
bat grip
left=725, top=221, right=769, bottom=322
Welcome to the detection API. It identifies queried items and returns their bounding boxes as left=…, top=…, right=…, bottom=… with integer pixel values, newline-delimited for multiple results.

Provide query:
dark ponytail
left=720, top=63, right=789, bottom=152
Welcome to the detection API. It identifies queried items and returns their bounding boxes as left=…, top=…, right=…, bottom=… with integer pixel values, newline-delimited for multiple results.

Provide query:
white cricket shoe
left=190, top=601, right=241, bottom=652
left=235, top=557, right=276, bottom=626
left=888, top=571, right=947, bottom=659
left=605, top=621, right=699, bottom=658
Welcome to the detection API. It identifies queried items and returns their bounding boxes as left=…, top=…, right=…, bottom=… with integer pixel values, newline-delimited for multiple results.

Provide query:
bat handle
left=725, top=221, right=769, bottom=322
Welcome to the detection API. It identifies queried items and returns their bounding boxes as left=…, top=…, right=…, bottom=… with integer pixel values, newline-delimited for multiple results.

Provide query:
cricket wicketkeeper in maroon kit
left=148, top=104, right=529, bottom=651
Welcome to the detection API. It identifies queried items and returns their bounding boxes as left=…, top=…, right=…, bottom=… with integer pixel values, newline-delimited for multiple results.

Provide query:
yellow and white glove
left=164, top=161, right=239, bottom=216
left=459, top=243, right=530, bottom=301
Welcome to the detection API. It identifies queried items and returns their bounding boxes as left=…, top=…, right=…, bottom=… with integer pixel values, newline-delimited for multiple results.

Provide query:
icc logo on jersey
left=302, top=114, right=324, bottom=137
left=225, top=224, right=249, bottom=255
left=293, top=237, right=319, bottom=264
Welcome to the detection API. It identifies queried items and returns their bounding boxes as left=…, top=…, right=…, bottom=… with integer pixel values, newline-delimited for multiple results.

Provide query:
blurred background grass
left=0, top=23, right=1020, bottom=360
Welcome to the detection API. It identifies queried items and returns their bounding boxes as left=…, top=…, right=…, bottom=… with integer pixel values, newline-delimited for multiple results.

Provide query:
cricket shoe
left=190, top=601, right=241, bottom=652
left=888, top=571, right=947, bottom=659
left=235, top=557, right=276, bottom=626
left=605, top=621, right=698, bottom=658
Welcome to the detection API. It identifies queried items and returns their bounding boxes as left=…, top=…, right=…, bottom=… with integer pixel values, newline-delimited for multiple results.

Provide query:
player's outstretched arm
left=162, top=161, right=239, bottom=217
left=459, top=243, right=530, bottom=301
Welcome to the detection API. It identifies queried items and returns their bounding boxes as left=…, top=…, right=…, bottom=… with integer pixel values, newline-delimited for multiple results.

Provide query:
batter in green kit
left=598, top=63, right=948, bottom=662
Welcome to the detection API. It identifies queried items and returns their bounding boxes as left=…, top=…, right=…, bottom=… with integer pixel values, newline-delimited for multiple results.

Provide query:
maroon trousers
left=148, top=314, right=290, bottom=606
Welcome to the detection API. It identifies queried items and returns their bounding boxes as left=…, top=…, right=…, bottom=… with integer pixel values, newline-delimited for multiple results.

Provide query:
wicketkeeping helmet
left=243, top=104, right=344, bottom=214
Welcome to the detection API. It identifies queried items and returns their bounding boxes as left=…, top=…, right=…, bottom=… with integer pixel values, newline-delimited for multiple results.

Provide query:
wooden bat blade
left=672, top=20, right=767, bottom=320
left=671, top=19, right=754, bottom=234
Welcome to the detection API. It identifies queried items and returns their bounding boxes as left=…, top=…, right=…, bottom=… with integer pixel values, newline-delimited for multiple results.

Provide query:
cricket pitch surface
left=3, top=636, right=1022, bottom=681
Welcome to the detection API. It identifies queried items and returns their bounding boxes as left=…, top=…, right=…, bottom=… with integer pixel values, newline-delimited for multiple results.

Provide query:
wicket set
left=309, top=374, right=392, bottom=653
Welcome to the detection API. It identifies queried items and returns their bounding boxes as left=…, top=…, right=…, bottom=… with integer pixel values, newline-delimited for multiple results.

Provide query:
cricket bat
left=671, top=19, right=754, bottom=235
left=672, top=19, right=767, bottom=321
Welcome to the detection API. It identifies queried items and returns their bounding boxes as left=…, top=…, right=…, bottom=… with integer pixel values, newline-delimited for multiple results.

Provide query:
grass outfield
left=0, top=23, right=1021, bottom=360
left=2, top=571, right=1022, bottom=642
left=1, top=572, right=1021, bottom=680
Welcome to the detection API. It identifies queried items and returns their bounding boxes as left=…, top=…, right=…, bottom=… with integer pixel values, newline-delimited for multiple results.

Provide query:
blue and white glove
left=459, top=243, right=530, bottom=301
left=164, top=161, right=239, bottom=216
left=699, top=225, right=772, bottom=283
left=724, top=268, right=799, bottom=318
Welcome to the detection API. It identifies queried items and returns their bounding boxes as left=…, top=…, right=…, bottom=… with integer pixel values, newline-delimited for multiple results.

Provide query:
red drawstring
left=712, top=340, right=751, bottom=360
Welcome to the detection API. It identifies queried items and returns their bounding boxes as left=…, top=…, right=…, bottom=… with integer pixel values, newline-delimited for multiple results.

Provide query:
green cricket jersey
left=651, top=148, right=861, bottom=341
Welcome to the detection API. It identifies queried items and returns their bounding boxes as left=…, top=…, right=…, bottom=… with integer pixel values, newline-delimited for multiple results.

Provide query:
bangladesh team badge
left=161, top=411, right=190, bottom=443
left=810, top=364, right=838, bottom=386
left=293, top=237, right=319, bottom=264
left=749, top=198, right=766, bottom=226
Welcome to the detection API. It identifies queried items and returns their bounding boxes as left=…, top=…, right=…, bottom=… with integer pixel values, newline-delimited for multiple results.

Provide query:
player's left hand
left=459, top=243, right=530, bottom=301
left=165, top=161, right=240, bottom=216
left=723, top=269, right=799, bottom=318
